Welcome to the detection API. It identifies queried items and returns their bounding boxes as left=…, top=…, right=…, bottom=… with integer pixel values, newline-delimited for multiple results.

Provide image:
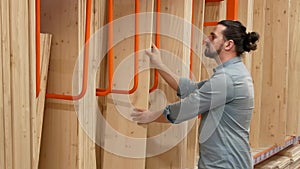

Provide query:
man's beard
left=204, top=44, right=222, bottom=58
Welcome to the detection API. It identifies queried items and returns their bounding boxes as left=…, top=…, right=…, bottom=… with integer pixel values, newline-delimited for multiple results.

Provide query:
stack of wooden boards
left=255, top=143, right=300, bottom=169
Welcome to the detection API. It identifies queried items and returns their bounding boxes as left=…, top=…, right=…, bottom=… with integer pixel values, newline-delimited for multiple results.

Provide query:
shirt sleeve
left=177, top=77, right=207, bottom=99
left=164, top=72, right=234, bottom=124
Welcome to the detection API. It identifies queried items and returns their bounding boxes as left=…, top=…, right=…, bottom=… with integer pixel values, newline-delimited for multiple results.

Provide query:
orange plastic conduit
left=96, top=0, right=140, bottom=95
left=44, top=0, right=92, bottom=100
left=226, top=0, right=238, bottom=20
left=95, top=0, right=114, bottom=96
left=36, top=0, right=40, bottom=97
left=149, top=0, right=160, bottom=93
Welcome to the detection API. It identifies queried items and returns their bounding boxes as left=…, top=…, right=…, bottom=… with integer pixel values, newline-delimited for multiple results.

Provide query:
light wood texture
left=101, top=0, right=153, bottom=169
left=186, top=1, right=205, bottom=168
left=1, top=0, right=13, bottom=168
left=0, top=1, right=5, bottom=168
left=259, top=0, right=289, bottom=146
left=249, top=0, right=266, bottom=148
left=34, top=33, right=52, bottom=169
left=10, top=0, right=32, bottom=168
left=239, top=0, right=254, bottom=71
left=39, top=0, right=79, bottom=168
left=286, top=0, right=300, bottom=136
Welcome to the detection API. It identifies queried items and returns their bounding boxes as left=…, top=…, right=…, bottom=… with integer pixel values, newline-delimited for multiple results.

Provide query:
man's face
left=204, top=24, right=227, bottom=58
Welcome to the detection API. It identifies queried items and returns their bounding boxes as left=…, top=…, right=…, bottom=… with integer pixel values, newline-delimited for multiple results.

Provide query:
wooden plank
left=259, top=0, right=289, bottom=146
left=1, top=0, right=13, bottom=168
left=101, top=1, right=153, bottom=168
left=34, top=33, right=52, bottom=169
left=0, top=1, right=5, bottom=167
left=186, top=1, right=205, bottom=168
left=286, top=0, right=300, bottom=136
left=249, top=0, right=266, bottom=148
left=39, top=0, right=79, bottom=168
left=77, top=0, right=104, bottom=168
left=238, top=0, right=254, bottom=71
left=146, top=0, right=198, bottom=168
left=10, top=0, right=32, bottom=168
left=29, top=0, right=38, bottom=167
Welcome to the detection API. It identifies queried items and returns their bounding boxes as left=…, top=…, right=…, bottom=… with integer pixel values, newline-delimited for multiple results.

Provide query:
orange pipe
left=149, top=0, right=160, bottom=93
left=226, top=0, right=238, bottom=20
left=36, top=0, right=40, bottom=97
left=96, top=0, right=140, bottom=96
left=45, top=0, right=92, bottom=100
left=203, top=21, right=218, bottom=27
left=96, top=0, right=114, bottom=96
left=205, top=0, right=224, bottom=2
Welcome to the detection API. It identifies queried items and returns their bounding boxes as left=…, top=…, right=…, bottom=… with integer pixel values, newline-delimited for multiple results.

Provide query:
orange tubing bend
left=44, top=0, right=92, bottom=100
left=36, top=0, right=40, bottom=97
left=96, top=0, right=139, bottom=96
left=149, top=0, right=160, bottom=93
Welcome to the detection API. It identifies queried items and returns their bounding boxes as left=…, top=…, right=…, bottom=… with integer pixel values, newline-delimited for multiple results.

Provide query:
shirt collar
left=213, top=57, right=241, bottom=73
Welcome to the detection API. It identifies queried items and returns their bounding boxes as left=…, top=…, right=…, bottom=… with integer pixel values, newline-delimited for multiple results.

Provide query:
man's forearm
left=157, top=64, right=179, bottom=91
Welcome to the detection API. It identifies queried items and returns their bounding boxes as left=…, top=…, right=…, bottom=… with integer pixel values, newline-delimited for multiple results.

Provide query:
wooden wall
left=1, top=0, right=300, bottom=169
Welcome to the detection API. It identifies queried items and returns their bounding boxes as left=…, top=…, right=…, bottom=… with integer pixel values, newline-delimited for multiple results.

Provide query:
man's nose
left=203, top=37, right=210, bottom=45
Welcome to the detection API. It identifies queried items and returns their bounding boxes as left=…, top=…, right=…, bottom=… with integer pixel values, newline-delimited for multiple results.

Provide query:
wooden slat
left=1, top=0, right=13, bottom=168
left=186, top=0, right=205, bottom=168
left=286, top=0, right=300, bottom=136
left=259, top=0, right=289, bottom=146
left=29, top=0, right=38, bottom=167
left=39, top=0, right=79, bottom=168
left=249, top=0, right=266, bottom=148
left=10, top=0, right=32, bottom=168
left=34, top=33, right=52, bottom=169
left=238, top=0, right=254, bottom=71
left=77, top=0, right=102, bottom=168
left=0, top=1, right=5, bottom=167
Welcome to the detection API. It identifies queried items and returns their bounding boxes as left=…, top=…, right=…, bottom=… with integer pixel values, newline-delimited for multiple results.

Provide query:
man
left=131, top=20, right=259, bottom=169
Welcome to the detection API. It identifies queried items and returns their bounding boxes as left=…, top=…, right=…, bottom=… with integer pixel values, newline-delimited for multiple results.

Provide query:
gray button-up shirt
left=163, top=57, right=254, bottom=169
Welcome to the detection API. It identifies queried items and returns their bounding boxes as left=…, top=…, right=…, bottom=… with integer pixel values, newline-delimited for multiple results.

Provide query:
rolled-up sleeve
left=164, top=72, right=234, bottom=124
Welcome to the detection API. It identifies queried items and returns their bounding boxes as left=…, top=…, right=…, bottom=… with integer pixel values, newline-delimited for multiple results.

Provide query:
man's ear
left=224, top=40, right=234, bottom=51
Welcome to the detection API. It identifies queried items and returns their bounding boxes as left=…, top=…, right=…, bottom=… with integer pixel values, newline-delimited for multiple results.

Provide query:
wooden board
left=186, top=1, right=205, bottom=168
left=238, top=0, right=254, bottom=71
left=0, top=1, right=5, bottom=168
left=286, top=0, right=300, bottom=136
left=1, top=0, right=13, bottom=168
left=259, top=0, right=289, bottom=146
left=10, top=0, right=32, bottom=168
left=39, top=0, right=79, bottom=168
left=29, top=0, right=38, bottom=168
left=249, top=0, right=266, bottom=148
left=100, top=0, right=153, bottom=169
left=34, top=33, right=52, bottom=169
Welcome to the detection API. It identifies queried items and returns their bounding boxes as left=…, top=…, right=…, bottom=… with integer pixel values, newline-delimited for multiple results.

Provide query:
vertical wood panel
left=1, top=0, right=13, bottom=168
left=0, top=1, right=5, bottom=167
left=101, top=1, right=153, bottom=169
left=286, top=0, right=300, bottom=136
left=259, top=0, right=289, bottom=146
left=10, top=0, right=32, bottom=168
left=249, top=0, right=266, bottom=148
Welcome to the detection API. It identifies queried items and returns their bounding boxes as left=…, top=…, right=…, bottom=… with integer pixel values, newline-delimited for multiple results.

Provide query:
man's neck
left=216, top=52, right=237, bottom=64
